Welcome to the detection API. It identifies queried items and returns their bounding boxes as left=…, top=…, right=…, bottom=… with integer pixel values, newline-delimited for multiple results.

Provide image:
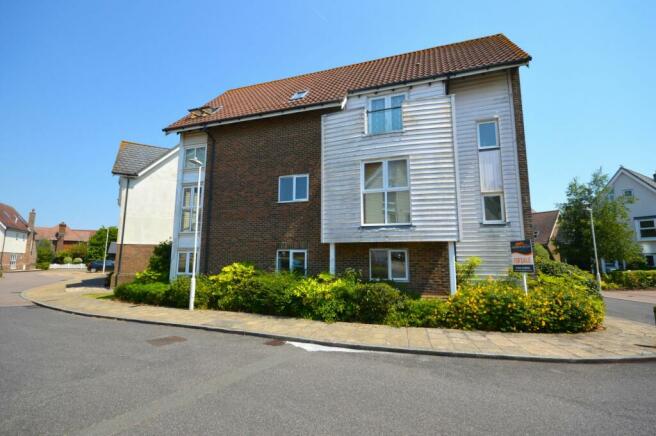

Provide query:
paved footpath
left=23, top=275, right=656, bottom=363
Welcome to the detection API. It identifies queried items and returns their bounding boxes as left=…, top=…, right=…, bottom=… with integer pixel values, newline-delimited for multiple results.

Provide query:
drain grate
left=264, top=339, right=286, bottom=346
left=147, top=336, right=187, bottom=347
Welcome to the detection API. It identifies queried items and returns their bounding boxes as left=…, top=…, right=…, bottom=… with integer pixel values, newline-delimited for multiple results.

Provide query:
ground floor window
left=276, top=249, right=307, bottom=275
left=646, top=254, right=655, bottom=268
left=9, top=254, right=17, bottom=270
left=177, top=251, right=195, bottom=275
left=369, top=249, right=408, bottom=281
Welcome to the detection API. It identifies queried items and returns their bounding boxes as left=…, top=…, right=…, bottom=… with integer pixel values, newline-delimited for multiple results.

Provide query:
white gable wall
left=0, top=227, right=28, bottom=254
left=609, top=171, right=656, bottom=255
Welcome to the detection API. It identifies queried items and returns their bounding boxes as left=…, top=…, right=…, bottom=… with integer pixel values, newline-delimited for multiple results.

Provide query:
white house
left=608, top=166, right=656, bottom=267
left=112, top=141, right=179, bottom=285
left=0, top=204, right=36, bottom=271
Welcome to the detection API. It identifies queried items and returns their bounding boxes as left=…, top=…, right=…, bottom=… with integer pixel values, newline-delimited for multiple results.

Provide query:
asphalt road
left=0, top=270, right=78, bottom=306
left=1, top=304, right=655, bottom=435
left=604, top=297, right=655, bottom=325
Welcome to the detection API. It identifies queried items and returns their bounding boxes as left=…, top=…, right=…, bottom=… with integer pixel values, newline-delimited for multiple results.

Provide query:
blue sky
left=0, top=0, right=654, bottom=229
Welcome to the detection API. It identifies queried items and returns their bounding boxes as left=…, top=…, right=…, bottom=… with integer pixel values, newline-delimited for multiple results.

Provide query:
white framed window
left=290, top=90, right=308, bottom=101
left=477, top=120, right=499, bottom=149
left=367, top=94, right=406, bottom=135
left=646, top=254, right=655, bottom=267
left=9, top=254, right=17, bottom=270
left=278, top=174, right=309, bottom=203
left=482, top=193, right=505, bottom=223
left=369, top=249, right=408, bottom=281
left=180, top=185, right=203, bottom=232
left=362, top=159, right=410, bottom=225
left=638, top=219, right=656, bottom=239
left=276, top=249, right=307, bottom=275
left=177, top=251, right=195, bottom=275
left=623, top=189, right=633, bottom=197
left=184, top=146, right=206, bottom=169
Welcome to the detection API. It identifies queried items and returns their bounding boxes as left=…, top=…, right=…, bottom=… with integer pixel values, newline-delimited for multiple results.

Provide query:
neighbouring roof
left=35, top=225, right=96, bottom=243
left=532, top=210, right=560, bottom=245
left=164, top=33, right=531, bottom=132
left=616, top=167, right=656, bottom=192
left=112, top=141, right=172, bottom=177
left=0, top=203, right=29, bottom=232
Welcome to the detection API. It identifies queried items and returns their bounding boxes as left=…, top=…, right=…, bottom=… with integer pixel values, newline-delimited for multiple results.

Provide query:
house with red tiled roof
left=35, top=222, right=96, bottom=254
left=532, top=210, right=560, bottom=260
left=0, top=203, right=37, bottom=270
left=164, top=34, right=534, bottom=295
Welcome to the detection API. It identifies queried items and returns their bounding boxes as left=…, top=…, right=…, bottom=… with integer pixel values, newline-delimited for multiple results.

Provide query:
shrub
left=72, top=257, right=83, bottom=264
left=134, top=241, right=173, bottom=284
left=533, top=243, right=551, bottom=260
left=63, top=256, right=73, bottom=264
left=535, top=256, right=599, bottom=296
left=456, top=257, right=481, bottom=289
left=36, top=240, right=53, bottom=264
left=352, top=282, right=404, bottom=324
left=36, top=261, right=50, bottom=270
left=526, top=287, right=605, bottom=333
left=604, top=270, right=656, bottom=289
left=292, top=276, right=357, bottom=322
left=114, top=282, right=170, bottom=306
left=167, top=275, right=212, bottom=309
left=385, top=298, right=448, bottom=327
left=134, top=269, right=165, bottom=284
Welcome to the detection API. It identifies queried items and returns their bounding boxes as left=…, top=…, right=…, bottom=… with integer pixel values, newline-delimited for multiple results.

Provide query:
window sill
left=278, top=199, right=309, bottom=204
left=360, top=224, right=413, bottom=229
left=480, top=221, right=509, bottom=227
left=363, top=130, right=404, bottom=138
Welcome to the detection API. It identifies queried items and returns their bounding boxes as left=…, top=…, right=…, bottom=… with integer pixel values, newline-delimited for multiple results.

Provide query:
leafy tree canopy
left=557, top=168, right=643, bottom=270
left=87, top=226, right=118, bottom=261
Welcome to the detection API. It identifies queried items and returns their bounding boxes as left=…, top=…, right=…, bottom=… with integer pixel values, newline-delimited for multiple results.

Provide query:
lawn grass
left=84, top=292, right=114, bottom=300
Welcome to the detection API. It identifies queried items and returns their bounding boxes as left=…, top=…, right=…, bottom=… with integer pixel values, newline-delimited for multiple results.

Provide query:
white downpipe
left=329, top=243, right=336, bottom=275
left=448, top=242, right=457, bottom=295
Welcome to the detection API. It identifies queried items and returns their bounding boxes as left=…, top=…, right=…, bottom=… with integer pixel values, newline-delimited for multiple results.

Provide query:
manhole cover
left=264, top=339, right=286, bottom=346
left=147, top=336, right=187, bottom=347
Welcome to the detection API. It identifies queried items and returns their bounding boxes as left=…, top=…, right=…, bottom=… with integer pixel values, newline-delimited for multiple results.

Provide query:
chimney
left=55, top=222, right=67, bottom=253
left=58, top=222, right=67, bottom=236
left=28, top=209, right=36, bottom=231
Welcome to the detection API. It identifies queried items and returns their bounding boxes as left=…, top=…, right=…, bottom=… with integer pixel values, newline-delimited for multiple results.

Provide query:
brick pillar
left=56, top=222, right=67, bottom=253
left=509, top=67, right=533, bottom=241
left=25, top=209, right=37, bottom=267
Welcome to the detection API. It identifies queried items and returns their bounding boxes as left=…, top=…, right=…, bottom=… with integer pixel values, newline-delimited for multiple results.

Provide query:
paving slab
left=22, top=277, right=656, bottom=363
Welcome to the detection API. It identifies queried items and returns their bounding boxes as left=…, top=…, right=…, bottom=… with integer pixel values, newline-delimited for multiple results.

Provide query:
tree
left=36, top=240, right=54, bottom=264
left=86, top=226, right=118, bottom=261
left=557, top=168, right=643, bottom=270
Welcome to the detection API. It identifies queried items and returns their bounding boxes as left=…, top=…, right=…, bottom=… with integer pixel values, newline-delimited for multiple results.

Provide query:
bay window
left=362, top=159, right=410, bottom=225
left=180, top=185, right=203, bottom=232
left=370, top=249, right=408, bottom=281
left=368, top=94, right=405, bottom=134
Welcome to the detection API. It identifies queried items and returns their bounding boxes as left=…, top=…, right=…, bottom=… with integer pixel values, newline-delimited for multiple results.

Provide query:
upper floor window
left=180, top=185, right=203, bottom=232
left=368, top=94, right=405, bottom=135
left=623, top=189, right=633, bottom=197
left=362, top=159, right=410, bottom=225
left=477, top=120, right=499, bottom=149
left=482, top=193, right=505, bottom=224
left=639, top=219, right=656, bottom=239
left=184, top=146, right=206, bottom=169
left=279, top=174, right=309, bottom=202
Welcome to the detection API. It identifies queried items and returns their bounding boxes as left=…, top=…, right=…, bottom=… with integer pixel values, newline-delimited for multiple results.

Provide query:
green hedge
left=604, top=270, right=656, bottom=289
left=114, top=262, right=605, bottom=333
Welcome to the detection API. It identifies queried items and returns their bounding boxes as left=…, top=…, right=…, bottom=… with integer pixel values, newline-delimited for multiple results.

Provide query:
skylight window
left=290, top=90, right=308, bottom=101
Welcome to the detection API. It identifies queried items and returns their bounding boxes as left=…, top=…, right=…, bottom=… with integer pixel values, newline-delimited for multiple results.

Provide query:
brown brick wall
left=509, top=67, right=533, bottom=241
left=201, top=110, right=334, bottom=276
left=113, top=243, right=156, bottom=286
left=336, top=242, right=450, bottom=296
left=0, top=251, right=30, bottom=271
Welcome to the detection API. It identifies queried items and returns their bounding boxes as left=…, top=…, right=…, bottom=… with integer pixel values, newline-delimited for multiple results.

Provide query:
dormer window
left=290, top=90, right=308, bottom=101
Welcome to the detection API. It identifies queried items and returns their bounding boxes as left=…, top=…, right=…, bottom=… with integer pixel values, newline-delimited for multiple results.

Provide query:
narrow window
left=276, top=249, right=307, bottom=275
left=367, top=94, right=405, bottom=134
left=623, top=189, right=633, bottom=197
left=369, top=249, right=408, bottom=281
left=180, top=185, right=203, bottom=232
left=639, top=219, right=656, bottom=238
left=184, top=146, right=207, bottom=169
left=177, top=251, right=195, bottom=275
left=278, top=174, right=309, bottom=202
left=477, top=120, right=499, bottom=149
left=362, top=159, right=410, bottom=225
left=482, top=193, right=504, bottom=223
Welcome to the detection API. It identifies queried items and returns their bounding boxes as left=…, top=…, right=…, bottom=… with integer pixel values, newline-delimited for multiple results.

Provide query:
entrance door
left=9, top=254, right=17, bottom=270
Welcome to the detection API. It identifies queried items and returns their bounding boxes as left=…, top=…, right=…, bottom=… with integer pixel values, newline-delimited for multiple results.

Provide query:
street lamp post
left=586, top=207, right=602, bottom=291
left=102, top=226, right=110, bottom=273
left=188, top=157, right=203, bottom=311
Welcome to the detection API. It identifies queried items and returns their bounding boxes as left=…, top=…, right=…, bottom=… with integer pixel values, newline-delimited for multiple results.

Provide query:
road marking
left=287, top=341, right=369, bottom=353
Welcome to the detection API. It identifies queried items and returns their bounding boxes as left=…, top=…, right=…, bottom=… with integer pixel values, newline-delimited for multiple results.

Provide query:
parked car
left=87, top=260, right=114, bottom=272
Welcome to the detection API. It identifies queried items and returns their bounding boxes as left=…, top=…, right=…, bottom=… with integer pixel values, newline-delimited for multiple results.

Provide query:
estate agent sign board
left=510, top=240, right=535, bottom=273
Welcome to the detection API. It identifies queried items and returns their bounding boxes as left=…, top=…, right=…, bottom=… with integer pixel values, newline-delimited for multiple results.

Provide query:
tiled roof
left=35, top=225, right=96, bottom=242
left=165, top=33, right=530, bottom=132
left=112, top=141, right=172, bottom=176
left=532, top=210, right=559, bottom=245
left=623, top=167, right=656, bottom=192
left=0, top=203, right=29, bottom=232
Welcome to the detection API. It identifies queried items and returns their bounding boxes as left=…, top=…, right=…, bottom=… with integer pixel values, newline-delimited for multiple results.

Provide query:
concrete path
left=603, top=290, right=656, bottom=304
left=22, top=275, right=656, bottom=363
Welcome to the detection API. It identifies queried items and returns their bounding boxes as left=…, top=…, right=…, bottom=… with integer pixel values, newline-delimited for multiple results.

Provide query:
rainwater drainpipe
left=115, top=177, right=132, bottom=285
left=201, top=127, right=216, bottom=273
